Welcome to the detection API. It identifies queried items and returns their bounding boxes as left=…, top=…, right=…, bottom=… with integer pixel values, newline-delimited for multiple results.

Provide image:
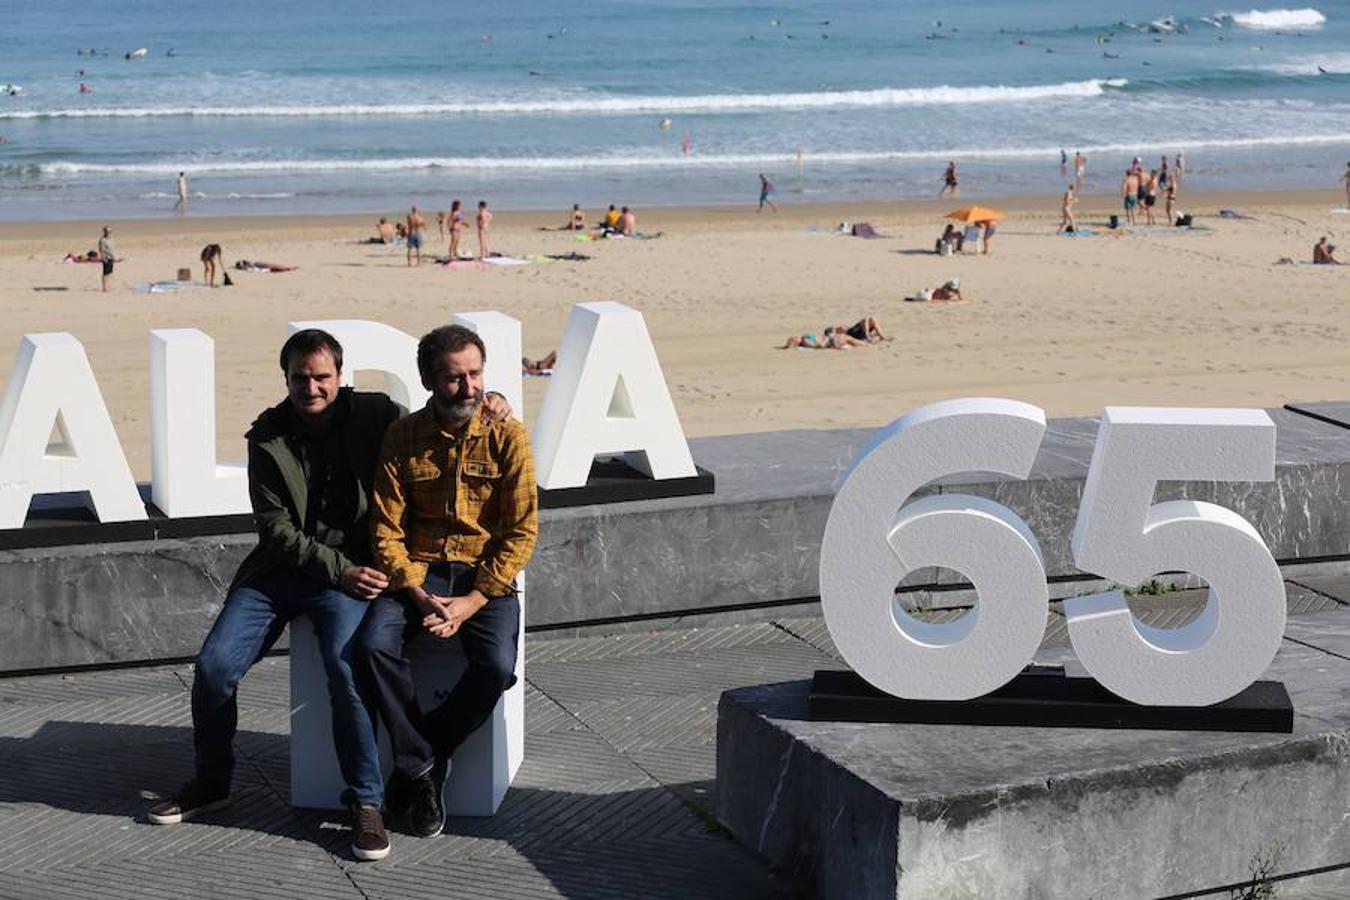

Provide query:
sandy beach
left=1, top=189, right=1346, bottom=479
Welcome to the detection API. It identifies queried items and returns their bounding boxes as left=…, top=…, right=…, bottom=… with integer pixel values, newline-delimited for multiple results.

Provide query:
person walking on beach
left=1165, top=180, right=1178, bottom=225
left=175, top=171, right=189, bottom=214
left=1175, top=152, right=1185, bottom=187
left=406, top=205, right=425, bottom=266
left=476, top=201, right=493, bottom=259
left=939, top=161, right=959, bottom=198
left=1342, top=161, right=1350, bottom=209
left=97, top=226, right=115, bottom=292
left=1074, top=151, right=1086, bottom=188
left=1158, top=156, right=1171, bottom=191
left=1059, top=184, right=1078, bottom=233
left=1059, top=148, right=1068, bottom=177
left=1121, top=168, right=1140, bottom=226
left=447, top=200, right=465, bottom=261
left=758, top=173, right=778, bottom=212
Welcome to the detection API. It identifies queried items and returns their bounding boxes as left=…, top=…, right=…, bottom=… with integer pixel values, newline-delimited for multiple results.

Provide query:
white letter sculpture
left=288, top=320, right=426, bottom=411
left=453, top=311, right=523, bottom=418
left=531, top=301, right=695, bottom=489
left=0, top=333, right=146, bottom=527
left=1065, top=407, right=1284, bottom=706
left=820, top=398, right=1050, bottom=701
left=149, top=329, right=249, bottom=517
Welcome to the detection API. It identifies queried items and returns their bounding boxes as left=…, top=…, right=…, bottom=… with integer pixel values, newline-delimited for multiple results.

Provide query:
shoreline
left=0, top=187, right=1343, bottom=242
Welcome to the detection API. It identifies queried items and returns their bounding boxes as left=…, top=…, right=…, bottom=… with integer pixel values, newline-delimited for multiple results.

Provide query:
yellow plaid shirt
left=370, top=403, right=538, bottom=596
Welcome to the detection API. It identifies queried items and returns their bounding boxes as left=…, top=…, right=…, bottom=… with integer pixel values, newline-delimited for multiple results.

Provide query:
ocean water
left=0, top=0, right=1347, bottom=220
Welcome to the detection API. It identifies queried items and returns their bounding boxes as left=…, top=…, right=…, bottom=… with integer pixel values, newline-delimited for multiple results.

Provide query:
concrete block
left=716, top=618, right=1350, bottom=899
left=289, top=591, right=525, bottom=816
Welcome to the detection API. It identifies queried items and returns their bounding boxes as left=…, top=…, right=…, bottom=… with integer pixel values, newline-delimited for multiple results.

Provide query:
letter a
left=532, top=302, right=695, bottom=489
left=0, top=333, right=145, bottom=527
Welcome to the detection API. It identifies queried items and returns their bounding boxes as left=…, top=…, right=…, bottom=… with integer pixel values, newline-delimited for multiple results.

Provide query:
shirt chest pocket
left=406, top=460, right=445, bottom=511
left=461, top=458, right=501, bottom=505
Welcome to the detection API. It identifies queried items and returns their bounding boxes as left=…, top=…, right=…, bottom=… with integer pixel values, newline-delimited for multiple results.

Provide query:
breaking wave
left=0, top=79, right=1127, bottom=121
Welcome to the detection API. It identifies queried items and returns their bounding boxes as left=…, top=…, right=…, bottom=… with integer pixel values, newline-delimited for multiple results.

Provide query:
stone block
left=716, top=616, right=1350, bottom=898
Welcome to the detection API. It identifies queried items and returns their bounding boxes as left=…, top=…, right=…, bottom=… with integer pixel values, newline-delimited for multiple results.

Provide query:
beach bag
left=1176, top=214, right=1193, bottom=228
left=1108, top=215, right=1120, bottom=229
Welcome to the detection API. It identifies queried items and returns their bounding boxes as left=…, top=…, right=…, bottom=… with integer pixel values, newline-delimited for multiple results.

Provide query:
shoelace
left=356, top=805, right=384, bottom=835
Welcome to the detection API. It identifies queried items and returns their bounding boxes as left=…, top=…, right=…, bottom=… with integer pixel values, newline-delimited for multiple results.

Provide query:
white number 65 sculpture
left=819, top=398, right=1285, bottom=707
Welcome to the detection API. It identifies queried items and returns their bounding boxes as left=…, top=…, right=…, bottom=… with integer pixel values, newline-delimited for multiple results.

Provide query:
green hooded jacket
left=228, top=387, right=402, bottom=595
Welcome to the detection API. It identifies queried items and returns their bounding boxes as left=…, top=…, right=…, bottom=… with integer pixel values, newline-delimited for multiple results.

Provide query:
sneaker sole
left=147, top=796, right=230, bottom=825
left=414, top=819, right=444, bottom=839
left=352, top=842, right=391, bottom=862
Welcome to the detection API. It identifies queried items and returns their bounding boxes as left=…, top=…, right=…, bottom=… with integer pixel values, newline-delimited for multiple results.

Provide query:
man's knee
left=476, top=644, right=518, bottom=694
left=354, top=607, right=403, bottom=668
left=193, top=641, right=245, bottom=700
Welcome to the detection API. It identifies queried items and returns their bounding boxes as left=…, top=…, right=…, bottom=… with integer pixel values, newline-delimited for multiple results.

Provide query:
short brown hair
left=279, top=329, right=343, bottom=373
left=417, top=325, right=485, bottom=380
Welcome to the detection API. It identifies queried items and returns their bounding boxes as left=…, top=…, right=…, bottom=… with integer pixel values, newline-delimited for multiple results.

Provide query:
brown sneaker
left=147, top=779, right=230, bottom=825
left=350, top=803, right=391, bottom=861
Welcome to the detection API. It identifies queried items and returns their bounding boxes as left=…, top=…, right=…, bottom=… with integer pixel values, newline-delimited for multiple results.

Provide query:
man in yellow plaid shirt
left=357, top=324, right=537, bottom=839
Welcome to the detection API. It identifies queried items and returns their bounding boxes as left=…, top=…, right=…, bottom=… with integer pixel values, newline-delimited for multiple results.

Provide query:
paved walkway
left=1, top=576, right=1348, bottom=899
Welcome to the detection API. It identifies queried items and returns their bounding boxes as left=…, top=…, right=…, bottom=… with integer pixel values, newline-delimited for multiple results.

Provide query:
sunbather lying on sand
left=522, top=351, right=557, bottom=375
left=782, top=328, right=867, bottom=350
left=828, top=316, right=889, bottom=342
left=234, top=260, right=297, bottom=272
left=907, top=278, right=966, bottom=302
left=63, top=250, right=103, bottom=263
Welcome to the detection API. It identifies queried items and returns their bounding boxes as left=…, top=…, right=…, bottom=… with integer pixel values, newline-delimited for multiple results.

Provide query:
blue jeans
left=190, top=569, right=383, bottom=806
left=357, top=562, right=519, bottom=779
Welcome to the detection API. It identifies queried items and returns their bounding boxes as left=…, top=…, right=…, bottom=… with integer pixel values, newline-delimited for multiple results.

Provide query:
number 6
left=819, top=398, right=1051, bottom=701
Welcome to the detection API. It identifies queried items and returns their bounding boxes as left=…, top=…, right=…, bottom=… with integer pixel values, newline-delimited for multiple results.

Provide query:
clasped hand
left=417, top=590, right=487, bottom=639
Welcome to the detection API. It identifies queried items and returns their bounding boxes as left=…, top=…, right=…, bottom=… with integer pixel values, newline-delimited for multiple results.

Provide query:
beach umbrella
left=945, top=205, right=1006, bottom=223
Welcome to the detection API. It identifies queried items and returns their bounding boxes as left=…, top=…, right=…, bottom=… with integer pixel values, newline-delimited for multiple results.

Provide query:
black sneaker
left=407, top=767, right=445, bottom=838
left=146, top=779, right=230, bottom=825
left=350, top=803, right=391, bottom=862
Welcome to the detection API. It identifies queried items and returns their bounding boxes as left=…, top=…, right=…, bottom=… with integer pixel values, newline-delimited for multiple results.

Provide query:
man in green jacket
left=147, top=328, right=509, bottom=862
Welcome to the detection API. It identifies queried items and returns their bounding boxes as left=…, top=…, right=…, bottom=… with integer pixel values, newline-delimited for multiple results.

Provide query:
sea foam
left=1226, top=8, right=1327, bottom=29
left=41, top=132, right=1350, bottom=177
left=0, top=80, right=1126, bottom=121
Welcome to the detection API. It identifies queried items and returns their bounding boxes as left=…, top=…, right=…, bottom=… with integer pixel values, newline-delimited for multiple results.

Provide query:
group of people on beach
left=370, top=201, right=494, bottom=266
left=1119, top=155, right=1183, bottom=227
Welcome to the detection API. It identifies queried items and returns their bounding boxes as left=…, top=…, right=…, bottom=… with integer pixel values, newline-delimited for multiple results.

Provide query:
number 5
left=1065, top=407, right=1285, bottom=706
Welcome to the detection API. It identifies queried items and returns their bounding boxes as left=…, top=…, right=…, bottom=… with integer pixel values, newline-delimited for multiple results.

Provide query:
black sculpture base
left=1, top=459, right=717, bottom=549
left=808, top=668, right=1294, bottom=733
left=539, top=459, right=715, bottom=509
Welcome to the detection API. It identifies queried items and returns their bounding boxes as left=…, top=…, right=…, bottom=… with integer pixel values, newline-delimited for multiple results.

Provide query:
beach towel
left=132, top=281, right=201, bottom=294
left=441, top=259, right=487, bottom=270
left=481, top=256, right=532, bottom=266
left=850, top=222, right=886, bottom=239
left=1060, top=228, right=1098, bottom=237
left=546, top=252, right=592, bottom=261
left=1218, top=209, right=1250, bottom=219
